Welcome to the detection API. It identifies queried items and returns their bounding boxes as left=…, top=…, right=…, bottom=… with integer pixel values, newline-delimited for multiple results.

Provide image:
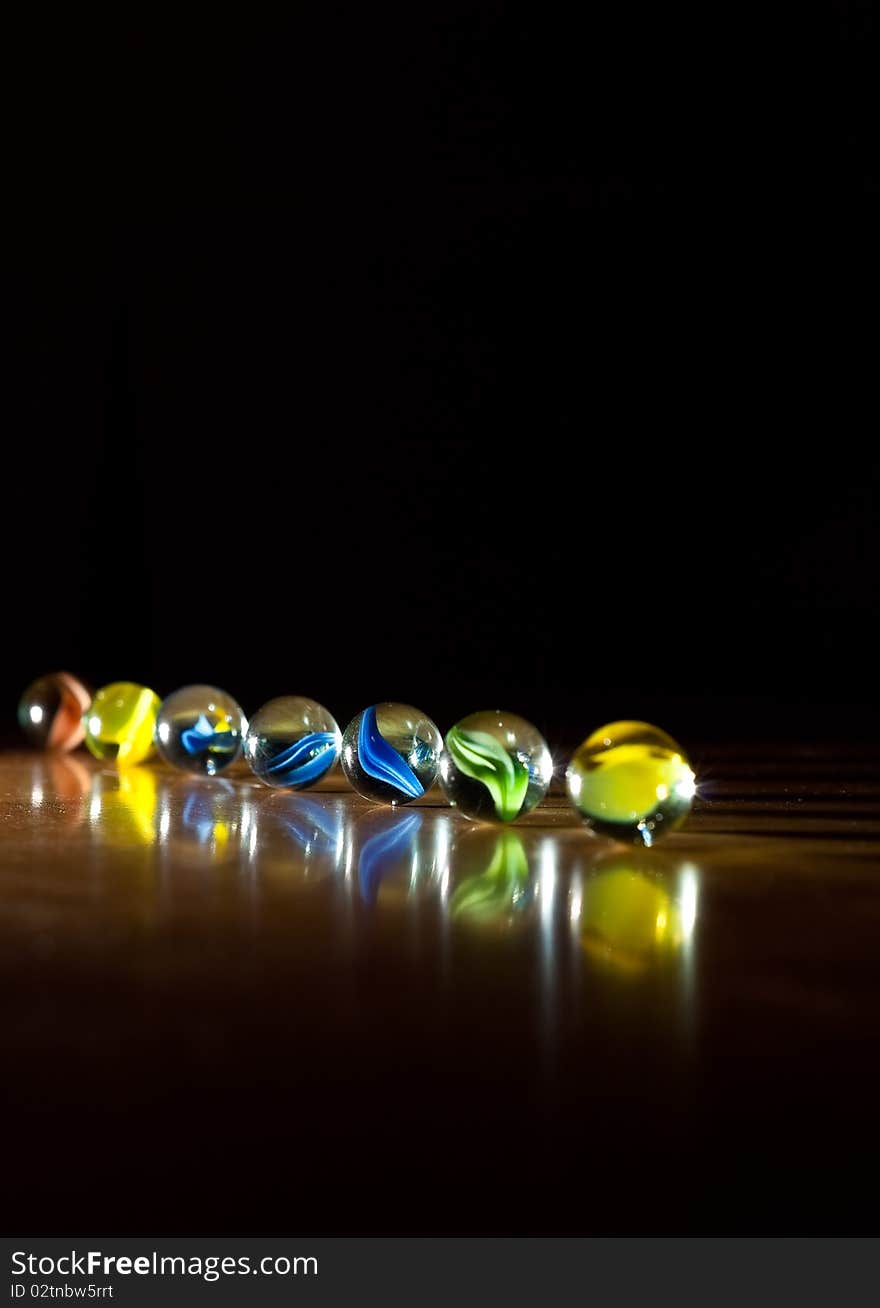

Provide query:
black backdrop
left=6, top=12, right=878, bottom=744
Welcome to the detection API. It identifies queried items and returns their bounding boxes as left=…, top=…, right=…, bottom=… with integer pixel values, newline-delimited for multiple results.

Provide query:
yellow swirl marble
left=83, top=682, right=161, bottom=767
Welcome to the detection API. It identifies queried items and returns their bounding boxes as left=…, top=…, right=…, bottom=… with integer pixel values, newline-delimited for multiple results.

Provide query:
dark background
left=6, top=10, right=878, bottom=746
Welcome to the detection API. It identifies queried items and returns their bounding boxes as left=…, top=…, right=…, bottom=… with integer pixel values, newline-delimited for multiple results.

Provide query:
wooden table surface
left=1, top=745, right=878, bottom=1234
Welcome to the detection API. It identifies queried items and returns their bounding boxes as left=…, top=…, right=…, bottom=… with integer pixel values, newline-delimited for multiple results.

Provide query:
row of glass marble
left=17, top=673, right=697, bottom=846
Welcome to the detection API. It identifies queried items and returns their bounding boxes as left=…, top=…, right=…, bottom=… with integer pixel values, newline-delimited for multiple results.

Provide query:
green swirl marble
left=445, top=725, right=530, bottom=821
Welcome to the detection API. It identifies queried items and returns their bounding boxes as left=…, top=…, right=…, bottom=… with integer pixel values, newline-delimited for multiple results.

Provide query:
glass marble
left=340, top=703, right=441, bottom=805
left=84, top=682, right=162, bottom=767
left=18, top=671, right=92, bottom=751
left=565, top=720, right=696, bottom=846
left=244, top=696, right=341, bottom=790
left=439, top=709, right=553, bottom=823
left=156, top=684, right=246, bottom=776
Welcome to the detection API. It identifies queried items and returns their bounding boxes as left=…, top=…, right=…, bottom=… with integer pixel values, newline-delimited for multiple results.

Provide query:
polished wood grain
left=1, top=747, right=878, bottom=1234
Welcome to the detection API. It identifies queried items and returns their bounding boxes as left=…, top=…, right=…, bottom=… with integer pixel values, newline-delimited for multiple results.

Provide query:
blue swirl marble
left=357, top=706, right=424, bottom=799
left=261, top=731, right=338, bottom=788
left=358, top=812, right=423, bottom=905
left=180, top=713, right=238, bottom=758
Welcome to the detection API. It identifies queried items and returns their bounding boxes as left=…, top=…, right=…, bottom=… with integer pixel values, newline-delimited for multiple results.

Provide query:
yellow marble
left=83, top=682, right=161, bottom=767
left=566, top=720, right=695, bottom=846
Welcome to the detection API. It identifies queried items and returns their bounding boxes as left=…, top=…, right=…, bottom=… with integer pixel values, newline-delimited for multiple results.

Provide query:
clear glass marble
left=155, top=684, right=246, bottom=776
left=244, top=696, right=342, bottom=790
left=565, top=720, right=696, bottom=846
left=439, top=709, right=553, bottom=823
left=340, top=702, right=441, bottom=805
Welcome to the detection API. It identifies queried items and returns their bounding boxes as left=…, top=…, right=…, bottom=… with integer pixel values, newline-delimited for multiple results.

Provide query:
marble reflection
left=85, top=768, right=244, bottom=861
left=87, top=766, right=161, bottom=846
left=21, top=754, right=701, bottom=1007
left=244, top=792, right=348, bottom=881
left=170, top=779, right=241, bottom=860
left=572, top=850, right=700, bottom=975
left=448, top=827, right=536, bottom=925
left=28, top=753, right=91, bottom=827
left=357, top=810, right=423, bottom=905
left=345, top=808, right=451, bottom=908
